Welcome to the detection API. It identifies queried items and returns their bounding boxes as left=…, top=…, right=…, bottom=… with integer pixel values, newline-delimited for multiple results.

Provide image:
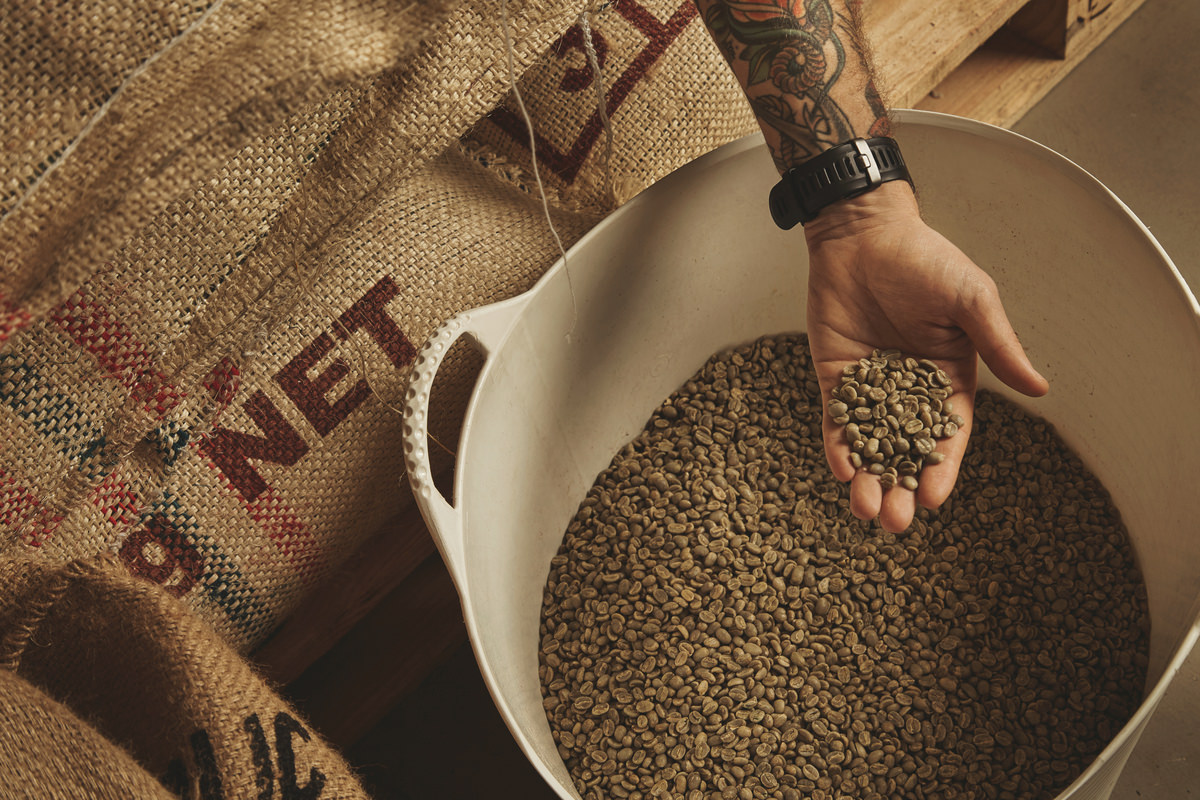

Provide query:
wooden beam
left=252, top=491, right=438, bottom=686
left=1008, top=0, right=1072, bottom=57
left=916, top=0, right=1147, bottom=127
left=281, top=553, right=466, bottom=749
left=863, top=0, right=1033, bottom=109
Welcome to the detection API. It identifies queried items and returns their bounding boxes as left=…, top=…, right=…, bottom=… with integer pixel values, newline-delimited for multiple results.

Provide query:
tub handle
left=401, top=295, right=530, bottom=583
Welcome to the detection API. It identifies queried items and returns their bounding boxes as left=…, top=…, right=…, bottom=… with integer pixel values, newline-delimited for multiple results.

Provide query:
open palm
left=803, top=184, right=1048, bottom=532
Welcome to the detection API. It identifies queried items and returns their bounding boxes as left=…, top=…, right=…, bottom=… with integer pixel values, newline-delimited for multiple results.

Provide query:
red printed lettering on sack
left=118, top=514, right=204, bottom=598
left=197, top=276, right=416, bottom=502
left=487, top=0, right=698, bottom=183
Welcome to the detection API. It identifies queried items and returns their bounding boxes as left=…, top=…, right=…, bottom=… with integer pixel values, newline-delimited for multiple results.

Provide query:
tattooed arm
left=694, top=0, right=888, bottom=170
left=697, top=0, right=1049, bottom=532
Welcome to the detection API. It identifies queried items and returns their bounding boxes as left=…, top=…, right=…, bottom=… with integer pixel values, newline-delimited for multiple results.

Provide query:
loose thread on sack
left=579, top=6, right=617, bottom=208
left=500, top=0, right=578, bottom=336
left=0, top=0, right=229, bottom=230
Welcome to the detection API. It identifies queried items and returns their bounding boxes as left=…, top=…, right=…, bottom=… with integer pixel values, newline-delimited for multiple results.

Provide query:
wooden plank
left=348, top=645, right=559, bottom=799
left=863, top=0, right=1033, bottom=109
left=281, top=553, right=466, bottom=749
left=1007, top=0, right=1138, bottom=60
left=251, top=491, right=438, bottom=686
left=1008, top=0, right=1071, bottom=57
left=1064, top=0, right=1142, bottom=58
left=915, top=0, right=1147, bottom=127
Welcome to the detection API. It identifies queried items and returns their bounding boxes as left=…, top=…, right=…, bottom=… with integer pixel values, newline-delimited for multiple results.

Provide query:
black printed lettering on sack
left=163, top=713, right=329, bottom=799
left=245, top=713, right=275, bottom=799
left=194, top=728, right=226, bottom=800
left=163, top=729, right=225, bottom=800
left=275, top=712, right=327, bottom=800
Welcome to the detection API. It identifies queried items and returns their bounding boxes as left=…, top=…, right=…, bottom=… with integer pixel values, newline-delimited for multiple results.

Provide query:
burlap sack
left=0, top=0, right=759, bottom=652
left=0, top=670, right=179, bottom=799
left=0, top=555, right=369, bottom=798
left=465, top=0, right=760, bottom=213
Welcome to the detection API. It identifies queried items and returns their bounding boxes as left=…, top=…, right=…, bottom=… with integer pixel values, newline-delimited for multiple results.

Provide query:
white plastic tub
left=402, top=110, right=1200, bottom=800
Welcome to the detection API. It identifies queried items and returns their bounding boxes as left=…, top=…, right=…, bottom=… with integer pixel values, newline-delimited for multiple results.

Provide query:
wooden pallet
left=917, top=0, right=1149, bottom=126
left=256, top=0, right=1148, bottom=750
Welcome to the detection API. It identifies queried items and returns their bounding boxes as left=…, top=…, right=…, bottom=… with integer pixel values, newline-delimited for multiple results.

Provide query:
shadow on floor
left=349, top=644, right=560, bottom=799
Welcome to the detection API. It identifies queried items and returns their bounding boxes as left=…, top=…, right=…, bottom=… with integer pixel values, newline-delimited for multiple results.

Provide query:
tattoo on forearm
left=699, top=0, right=890, bottom=171
left=844, top=1, right=892, bottom=137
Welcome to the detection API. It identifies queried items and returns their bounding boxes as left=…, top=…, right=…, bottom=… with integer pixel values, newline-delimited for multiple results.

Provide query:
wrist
left=803, top=180, right=920, bottom=245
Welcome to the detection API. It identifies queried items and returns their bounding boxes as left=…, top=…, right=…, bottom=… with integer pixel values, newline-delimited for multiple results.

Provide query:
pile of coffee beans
left=539, top=334, right=1148, bottom=800
left=829, top=350, right=963, bottom=490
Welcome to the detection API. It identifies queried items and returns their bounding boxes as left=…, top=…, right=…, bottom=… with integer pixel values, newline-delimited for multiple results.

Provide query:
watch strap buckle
left=853, top=138, right=882, bottom=187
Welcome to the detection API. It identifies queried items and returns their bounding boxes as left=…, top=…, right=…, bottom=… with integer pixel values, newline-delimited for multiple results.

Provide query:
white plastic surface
left=402, top=293, right=532, bottom=586
left=401, top=110, right=1200, bottom=800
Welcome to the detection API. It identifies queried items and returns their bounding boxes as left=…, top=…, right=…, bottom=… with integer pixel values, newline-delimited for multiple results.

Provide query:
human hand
left=803, top=182, right=1049, bottom=533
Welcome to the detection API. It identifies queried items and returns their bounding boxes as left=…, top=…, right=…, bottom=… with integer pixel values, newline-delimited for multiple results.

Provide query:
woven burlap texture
left=0, top=670, right=180, bottom=799
left=0, top=555, right=370, bottom=798
left=0, top=0, right=759, bottom=651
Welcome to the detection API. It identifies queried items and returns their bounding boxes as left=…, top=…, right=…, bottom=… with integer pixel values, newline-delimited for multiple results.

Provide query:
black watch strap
left=769, top=137, right=911, bottom=230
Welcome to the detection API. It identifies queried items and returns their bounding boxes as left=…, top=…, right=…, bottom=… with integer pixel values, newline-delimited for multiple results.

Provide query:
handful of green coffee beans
left=828, top=350, right=964, bottom=491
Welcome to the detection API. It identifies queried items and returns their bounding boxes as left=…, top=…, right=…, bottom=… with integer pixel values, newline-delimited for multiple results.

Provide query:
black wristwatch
left=768, top=137, right=912, bottom=230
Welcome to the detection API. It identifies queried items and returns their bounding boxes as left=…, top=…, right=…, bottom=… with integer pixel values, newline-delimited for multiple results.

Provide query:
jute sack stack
left=0, top=0, right=758, bottom=650
left=0, top=555, right=369, bottom=798
left=1, top=0, right=763, bottom=791
left=1, top=0, right=591, bottom=650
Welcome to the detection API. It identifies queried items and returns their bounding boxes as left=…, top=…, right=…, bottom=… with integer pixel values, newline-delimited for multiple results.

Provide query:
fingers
left=833, top=388, right=975, bottom=532
left=831, top=412, right=918, bottom=532
left=849, top=474, right=916, bottom=533
left=960, top=278, right=1049, bottom=398
left=849, top=471, right=882, bottom=520
left=878, top=484, right=917, bottom=533
left=825, top=382, right=913, bottom=532
left=822, top=405, right=858, bottom=483
left=915, top=389, right=973, bottom=510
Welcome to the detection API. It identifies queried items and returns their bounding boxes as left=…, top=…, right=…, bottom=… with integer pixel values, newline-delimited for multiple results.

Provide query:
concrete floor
left=1015, top=0, right=1199, bottom=277
left=349, top=2, right=1200, bottom=797
left=1014, top=1, right=1200, bottom=797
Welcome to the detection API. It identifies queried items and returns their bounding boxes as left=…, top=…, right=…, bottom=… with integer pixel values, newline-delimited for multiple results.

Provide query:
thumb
left=957, top=279, right=1049, bottom=398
